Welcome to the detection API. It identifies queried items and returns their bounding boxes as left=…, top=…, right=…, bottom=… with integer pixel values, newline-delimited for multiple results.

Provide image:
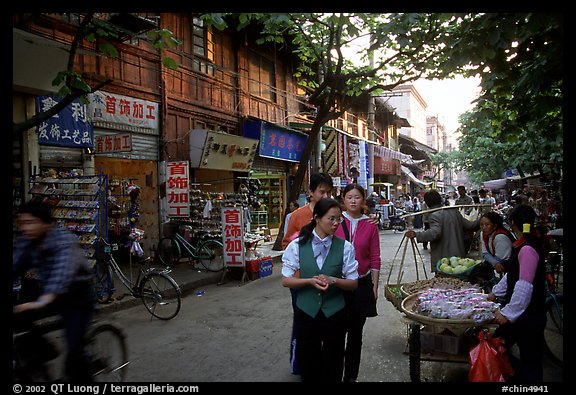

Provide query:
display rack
left=107, top=177, right=138, bottom=237
left=255, top=176, right=285, bottom=228
left=28, top=173, right=108, bottom=266
left=250, top=210, right=268, bottom=229
left=187, top=189, right=249, bottom=240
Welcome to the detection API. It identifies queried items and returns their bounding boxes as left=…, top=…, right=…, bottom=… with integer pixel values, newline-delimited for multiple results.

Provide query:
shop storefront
left=242, top=118, right=307, bottom=231
left=163, top=128, right=261, bottom=240
left=14, top=94, right=108, bottom=262
left=89, top=91, right=161, bottom=257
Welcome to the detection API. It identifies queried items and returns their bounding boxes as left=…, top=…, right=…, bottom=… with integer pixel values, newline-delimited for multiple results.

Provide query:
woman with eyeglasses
left=281, top=198, right=359, bottom=382
left=335, top=183, right=381, bottom=382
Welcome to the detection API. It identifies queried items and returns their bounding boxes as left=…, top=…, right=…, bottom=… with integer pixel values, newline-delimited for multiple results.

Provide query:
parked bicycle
left=543, top=246, right=563, bottom=367
left=94, top=238, right=182, bottom=320
left=13, top=317, right=129, bottom=382
left=157, top=224, right=225, bottom=272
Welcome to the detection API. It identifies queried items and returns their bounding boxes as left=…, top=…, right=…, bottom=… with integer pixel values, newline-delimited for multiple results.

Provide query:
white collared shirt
left=282, top=229, right=358, bottom=280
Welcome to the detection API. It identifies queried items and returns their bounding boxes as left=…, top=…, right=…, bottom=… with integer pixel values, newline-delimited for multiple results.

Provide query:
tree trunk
left=272, top=108, right=330, bottom=251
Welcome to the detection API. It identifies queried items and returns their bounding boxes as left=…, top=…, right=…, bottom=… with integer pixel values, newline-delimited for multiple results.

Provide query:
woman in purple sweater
left=335, top=183, right=381, bottom=382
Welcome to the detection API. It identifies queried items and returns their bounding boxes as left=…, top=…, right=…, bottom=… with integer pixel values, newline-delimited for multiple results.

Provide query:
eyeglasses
left=326, top=216, right=344, bottom=224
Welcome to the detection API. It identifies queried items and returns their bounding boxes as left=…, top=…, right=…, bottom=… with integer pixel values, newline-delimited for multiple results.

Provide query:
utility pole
left=315, top=66, right=324, bottom=172
left=367, top=34, right=375, bottom=195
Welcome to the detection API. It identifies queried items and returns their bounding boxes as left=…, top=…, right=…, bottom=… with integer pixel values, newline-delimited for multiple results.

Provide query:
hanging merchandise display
left=27, top=169, right=108, bottom=267
left=106, top=178, right=151, bottom=263
left=250, top=173, right=286, bottom=230
left=126, top=183, right=146, bottom=260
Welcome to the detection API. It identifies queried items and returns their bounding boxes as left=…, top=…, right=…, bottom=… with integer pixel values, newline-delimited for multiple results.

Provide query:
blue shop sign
left=36, top=95, right=94, bottom=148
left=259, top=123, right=307, bottom=163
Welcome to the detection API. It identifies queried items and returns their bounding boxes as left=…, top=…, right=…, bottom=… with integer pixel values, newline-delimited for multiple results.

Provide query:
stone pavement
left=95, top=241, right=284, bottom=315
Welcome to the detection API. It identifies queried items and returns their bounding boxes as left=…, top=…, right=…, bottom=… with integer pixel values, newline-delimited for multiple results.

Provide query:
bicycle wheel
left=86, top=322, right=129, bottom=382
left=139, top=271, right=182, bottom=320
left=158, top=237, right=181, bottom=267
left=198, top=239, right=225, bottom=272
left=544, top=294, right=563, bottom=366
left=94, top=260, right=114, bottom=304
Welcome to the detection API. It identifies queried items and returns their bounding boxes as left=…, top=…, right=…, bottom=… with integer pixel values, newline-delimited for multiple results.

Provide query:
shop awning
left=482, top=178, right=509, bottom=190
left=288, top=121, right=380, bottom=145
left=374, top=146, right=411, bottom=161
left=401, top=165, right=432, bottom=187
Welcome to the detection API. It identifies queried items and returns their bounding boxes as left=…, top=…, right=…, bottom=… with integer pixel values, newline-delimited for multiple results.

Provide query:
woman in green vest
left=281, top=198, right=359, bottom=382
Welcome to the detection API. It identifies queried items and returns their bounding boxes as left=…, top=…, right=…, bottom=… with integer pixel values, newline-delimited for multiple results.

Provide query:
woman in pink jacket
left=335, top=183, right=381, bottom=382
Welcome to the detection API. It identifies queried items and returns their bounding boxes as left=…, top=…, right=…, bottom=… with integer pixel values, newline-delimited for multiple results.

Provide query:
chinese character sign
left=36, top=95, right=94, bottom=148
left=221, top=207, right=245, bottom=267
left=259, top=124, right=307, bottom=163
left=165, top=161, right=190, bottom=218
left=357, top=140, right=369, bottom=190
left=94, top=133, right=132, bottom=153
left=88, top=91, right=159, bottom=130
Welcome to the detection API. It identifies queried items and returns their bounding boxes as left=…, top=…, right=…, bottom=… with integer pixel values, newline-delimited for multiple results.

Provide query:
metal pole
left=316, top=66, right=324, bottom=172
left=367, top=34, right=375, bottom=195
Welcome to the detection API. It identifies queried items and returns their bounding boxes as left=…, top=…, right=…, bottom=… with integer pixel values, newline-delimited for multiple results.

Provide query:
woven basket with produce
left=435, top=256, right=483, bottom=281
left=401, top=288, right=500, bottom=326
left=400, top=277, right=478, bottom=297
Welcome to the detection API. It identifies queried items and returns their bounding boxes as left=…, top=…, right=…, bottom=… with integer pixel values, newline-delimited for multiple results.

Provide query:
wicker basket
left=401, top=292, right=493, bottom=328
left=384, top=283, right=405, bottom=312
left=435, top=259, right=481, bottom=281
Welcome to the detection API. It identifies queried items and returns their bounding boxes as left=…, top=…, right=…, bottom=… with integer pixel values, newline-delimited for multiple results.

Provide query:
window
left=248, top=52, right=276, bottom=102
left=192, top=16, right=214, bottom=62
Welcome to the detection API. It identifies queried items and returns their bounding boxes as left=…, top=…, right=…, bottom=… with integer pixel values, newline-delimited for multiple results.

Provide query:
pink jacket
left=335, top=217, right=381, bottom=276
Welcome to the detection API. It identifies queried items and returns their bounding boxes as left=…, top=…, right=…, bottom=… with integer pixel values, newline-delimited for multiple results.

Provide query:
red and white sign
left=94, top=133, right=132, bottom=153
left=221, top=207, right=245, bottom=267
left=165, top=161, right=190, bottom=218
left=88, top=91, right=159, bottom=130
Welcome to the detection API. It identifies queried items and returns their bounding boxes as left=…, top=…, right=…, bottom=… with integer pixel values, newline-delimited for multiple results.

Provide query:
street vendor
left=488, top=204, right=547, bottom=382
left=405, top=189, right=480, bottom=273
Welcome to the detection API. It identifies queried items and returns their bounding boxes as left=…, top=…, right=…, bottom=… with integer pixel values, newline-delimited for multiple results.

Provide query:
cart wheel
left=408, top=324, right=421, bottom=382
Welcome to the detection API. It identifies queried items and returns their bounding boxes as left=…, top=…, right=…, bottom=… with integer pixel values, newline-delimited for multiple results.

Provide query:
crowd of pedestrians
left=281, top=176, right=555, bottom=383
left=13, top=175, right=557, bottom=383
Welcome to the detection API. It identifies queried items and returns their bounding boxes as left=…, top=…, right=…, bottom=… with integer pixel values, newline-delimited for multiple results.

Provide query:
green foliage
left=52, top=71, right=93, bottom=98
left=445, top=13, right=563, bottom=182
left=203, top=12, right=562, bottom=191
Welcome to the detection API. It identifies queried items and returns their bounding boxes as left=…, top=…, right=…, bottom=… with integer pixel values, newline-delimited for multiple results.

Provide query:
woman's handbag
left=354, top=275, right=378, bottom=317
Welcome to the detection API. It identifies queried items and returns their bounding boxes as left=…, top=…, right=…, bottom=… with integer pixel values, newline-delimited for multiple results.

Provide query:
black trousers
left=14, top=281, right=95, bottom=382
left=289, top=288, right=300, bottom=375
left=343, top=295, right=367, bottom=381
left=493, top=312, right=546, bottom=382
left=294, top=306, right=347, bottom=382
left=422, top=222, right=430, bottom=248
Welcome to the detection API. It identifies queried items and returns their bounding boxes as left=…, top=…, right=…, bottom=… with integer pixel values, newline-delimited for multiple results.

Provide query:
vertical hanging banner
left=357, top=140, right=369, bottom=190
left=221, top=207, right=245, bottom=267
left=36, top=95, right=94, bottom=148
left=165, top=161, right=190, bottom=218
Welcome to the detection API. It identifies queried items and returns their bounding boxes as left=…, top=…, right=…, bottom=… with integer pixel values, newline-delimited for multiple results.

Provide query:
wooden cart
left=400, top=293, right=497, bottom=382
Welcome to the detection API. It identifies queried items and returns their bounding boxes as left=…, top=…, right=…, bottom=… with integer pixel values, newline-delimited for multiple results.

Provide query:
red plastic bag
left=468, top=331, right=514, bottom=382
left=489, top=335, right=515, bottom=378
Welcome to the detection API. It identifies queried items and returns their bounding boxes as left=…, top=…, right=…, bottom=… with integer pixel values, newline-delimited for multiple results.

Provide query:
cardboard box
left=420, top=328, right=467, bottom=355
left=245, top=259, right=260, bottom=273
left=259, top=257, right=273, bottom=278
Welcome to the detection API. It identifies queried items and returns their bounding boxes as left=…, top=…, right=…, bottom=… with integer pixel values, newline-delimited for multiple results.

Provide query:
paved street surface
left=101, top=229, right=563, bottom=383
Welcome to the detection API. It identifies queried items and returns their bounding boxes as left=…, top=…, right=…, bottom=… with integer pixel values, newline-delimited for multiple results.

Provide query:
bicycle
left=13, top=317, right=129, bottom=382
left=543, top=249, right=563, bottom=367
left=157, top=224, right=225, bottom=272
left=94, top=238, right=182, bottom=320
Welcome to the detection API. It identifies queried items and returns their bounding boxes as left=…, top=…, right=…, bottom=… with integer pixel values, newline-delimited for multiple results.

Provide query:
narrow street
left=101, top=229, right=563, bottom=383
